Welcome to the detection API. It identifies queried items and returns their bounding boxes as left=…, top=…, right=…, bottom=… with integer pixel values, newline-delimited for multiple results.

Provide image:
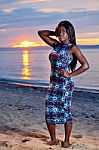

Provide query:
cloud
left=0, top=7, right=99, bottom=32
left=0, top=0, right=99, bottom=46
left=1, top=0, right=99, bottom=13
left=0, top=0, right=51, bottom=10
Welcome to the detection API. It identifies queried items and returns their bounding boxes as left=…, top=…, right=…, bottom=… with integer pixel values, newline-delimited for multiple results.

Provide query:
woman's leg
left=63, top=123, right=72, bottom=147
left=46, top=123, right=58, bottom=145
left=46, top=123, right=56, bottom=141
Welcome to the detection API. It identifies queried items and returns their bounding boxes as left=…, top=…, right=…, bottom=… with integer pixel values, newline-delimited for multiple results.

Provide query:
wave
left=0, top=77, right=99, bottom=94
left=0, top=78, right=49, bottom=88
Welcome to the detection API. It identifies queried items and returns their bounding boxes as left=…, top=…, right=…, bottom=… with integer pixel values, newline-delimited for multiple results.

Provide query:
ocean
left=0, top=46, right=99, bottom=92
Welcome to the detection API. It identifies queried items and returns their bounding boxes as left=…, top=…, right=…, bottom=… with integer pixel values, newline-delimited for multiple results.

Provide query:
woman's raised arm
left=38, top=30, right=58, bottom=47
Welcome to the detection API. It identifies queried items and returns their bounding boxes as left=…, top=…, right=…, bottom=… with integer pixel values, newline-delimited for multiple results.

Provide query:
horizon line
left=0, top=44, right=99, bottom=49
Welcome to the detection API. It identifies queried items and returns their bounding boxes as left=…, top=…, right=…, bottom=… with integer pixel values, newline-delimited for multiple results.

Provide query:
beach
left=0, top=82, right=99, bottom=150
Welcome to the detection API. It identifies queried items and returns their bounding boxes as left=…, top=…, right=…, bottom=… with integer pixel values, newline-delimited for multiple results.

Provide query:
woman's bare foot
left=61, top=141, right=72, bottom=148
left=46, top=139, right=59, bottom=145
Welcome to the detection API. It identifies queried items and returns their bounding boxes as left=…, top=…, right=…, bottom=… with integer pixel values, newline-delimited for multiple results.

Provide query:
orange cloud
left=77, top=38, right=99, bottom=45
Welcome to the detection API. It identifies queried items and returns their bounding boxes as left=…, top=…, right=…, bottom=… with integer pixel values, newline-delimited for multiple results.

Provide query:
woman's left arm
left=59, top=45, right=90, bottom=78
left=68, top=45, right=90, bottom=77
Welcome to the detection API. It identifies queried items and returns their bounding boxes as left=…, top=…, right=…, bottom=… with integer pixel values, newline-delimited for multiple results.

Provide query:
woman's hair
left=55, top=20, right=77, bottom=71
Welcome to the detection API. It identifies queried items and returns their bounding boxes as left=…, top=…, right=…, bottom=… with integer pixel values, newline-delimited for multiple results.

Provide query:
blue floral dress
left=45, top=43, right=74, bottom=124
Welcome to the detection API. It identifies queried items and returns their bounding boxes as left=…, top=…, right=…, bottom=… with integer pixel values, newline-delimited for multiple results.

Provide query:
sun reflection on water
left=21, top=49, right=31, bottom=80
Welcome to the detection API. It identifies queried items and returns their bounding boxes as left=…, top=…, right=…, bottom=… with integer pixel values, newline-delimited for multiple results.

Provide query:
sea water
left=0, top=46, right=99, bottom=91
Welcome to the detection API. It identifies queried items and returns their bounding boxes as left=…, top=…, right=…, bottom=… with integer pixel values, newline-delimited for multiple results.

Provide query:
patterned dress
left=45, top=43, right=74, bottom=124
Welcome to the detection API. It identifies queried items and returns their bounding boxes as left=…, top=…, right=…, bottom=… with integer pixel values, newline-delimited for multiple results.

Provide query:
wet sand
left=0, top=82, right=99, bottom=150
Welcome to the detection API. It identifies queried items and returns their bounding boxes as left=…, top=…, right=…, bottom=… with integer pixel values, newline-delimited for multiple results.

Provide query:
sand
left=0, top=82, right=99, bottom=150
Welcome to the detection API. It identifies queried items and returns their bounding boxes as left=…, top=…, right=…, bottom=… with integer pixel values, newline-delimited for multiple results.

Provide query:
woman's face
left=57, top=25, right=69, bottom=44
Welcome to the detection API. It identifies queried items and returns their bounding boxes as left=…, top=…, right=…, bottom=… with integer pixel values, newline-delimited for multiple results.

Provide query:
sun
left=13, top=40, right=39, bottom=47
left=13, top=40, right=47, bottom=48
left=20, top=41, right=34, bottom=47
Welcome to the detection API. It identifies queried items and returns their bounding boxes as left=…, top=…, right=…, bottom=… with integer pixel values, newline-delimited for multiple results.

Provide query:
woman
left=38, top=20, right=89, bottom=148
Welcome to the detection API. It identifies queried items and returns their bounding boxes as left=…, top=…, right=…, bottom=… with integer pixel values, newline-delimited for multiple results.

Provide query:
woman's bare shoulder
left=70, top=45, right=81, bottom=53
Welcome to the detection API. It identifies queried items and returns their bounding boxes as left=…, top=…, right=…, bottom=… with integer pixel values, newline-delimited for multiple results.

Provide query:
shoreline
left=0, top=78, right=99, bottom=94
left=0, top=82, right=99, bottom=150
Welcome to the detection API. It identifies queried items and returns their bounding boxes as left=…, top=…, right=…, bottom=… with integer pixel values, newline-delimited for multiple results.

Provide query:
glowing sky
left=0, top=0, right=99, bottom=47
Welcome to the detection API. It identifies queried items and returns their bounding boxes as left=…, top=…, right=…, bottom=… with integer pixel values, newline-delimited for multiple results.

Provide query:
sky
left=0, top=0, right=99, bottom=47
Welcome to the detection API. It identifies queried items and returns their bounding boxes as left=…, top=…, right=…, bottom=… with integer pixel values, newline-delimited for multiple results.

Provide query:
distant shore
left=0, top=82, right=99, bottom=150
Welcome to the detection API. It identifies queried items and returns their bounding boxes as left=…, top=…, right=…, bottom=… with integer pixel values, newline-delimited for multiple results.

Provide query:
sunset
left=0, top=0, right=99, bottom=47
left=12, top=38, right=99, bottom=48
left=13, top=40, right=40, bottom=47
left=12, top=40, right=47, bottom=48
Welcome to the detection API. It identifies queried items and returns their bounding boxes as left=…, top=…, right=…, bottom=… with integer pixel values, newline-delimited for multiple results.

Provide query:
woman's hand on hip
left=58, top=69, right=70, bottom=77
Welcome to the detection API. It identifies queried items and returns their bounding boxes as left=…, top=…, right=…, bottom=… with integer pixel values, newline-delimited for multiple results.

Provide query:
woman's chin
left=59, top=39, right=64, bottom=43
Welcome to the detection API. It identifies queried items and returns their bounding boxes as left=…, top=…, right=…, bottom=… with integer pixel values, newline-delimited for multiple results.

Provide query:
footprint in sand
left=22, top=139, right=30, bottom=143
left=71, top=143, right=88, bottom=149
left=72, top=134, right=83, bottom=139
left=0, top=141, right=12, bottom=148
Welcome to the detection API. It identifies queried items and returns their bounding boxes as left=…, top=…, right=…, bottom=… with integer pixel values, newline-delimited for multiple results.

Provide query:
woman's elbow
left=38, top=30, right=45, bottom=37
left=38, top=30, right=41, bottom=36
left=84, top=63, right=90, bottom=70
